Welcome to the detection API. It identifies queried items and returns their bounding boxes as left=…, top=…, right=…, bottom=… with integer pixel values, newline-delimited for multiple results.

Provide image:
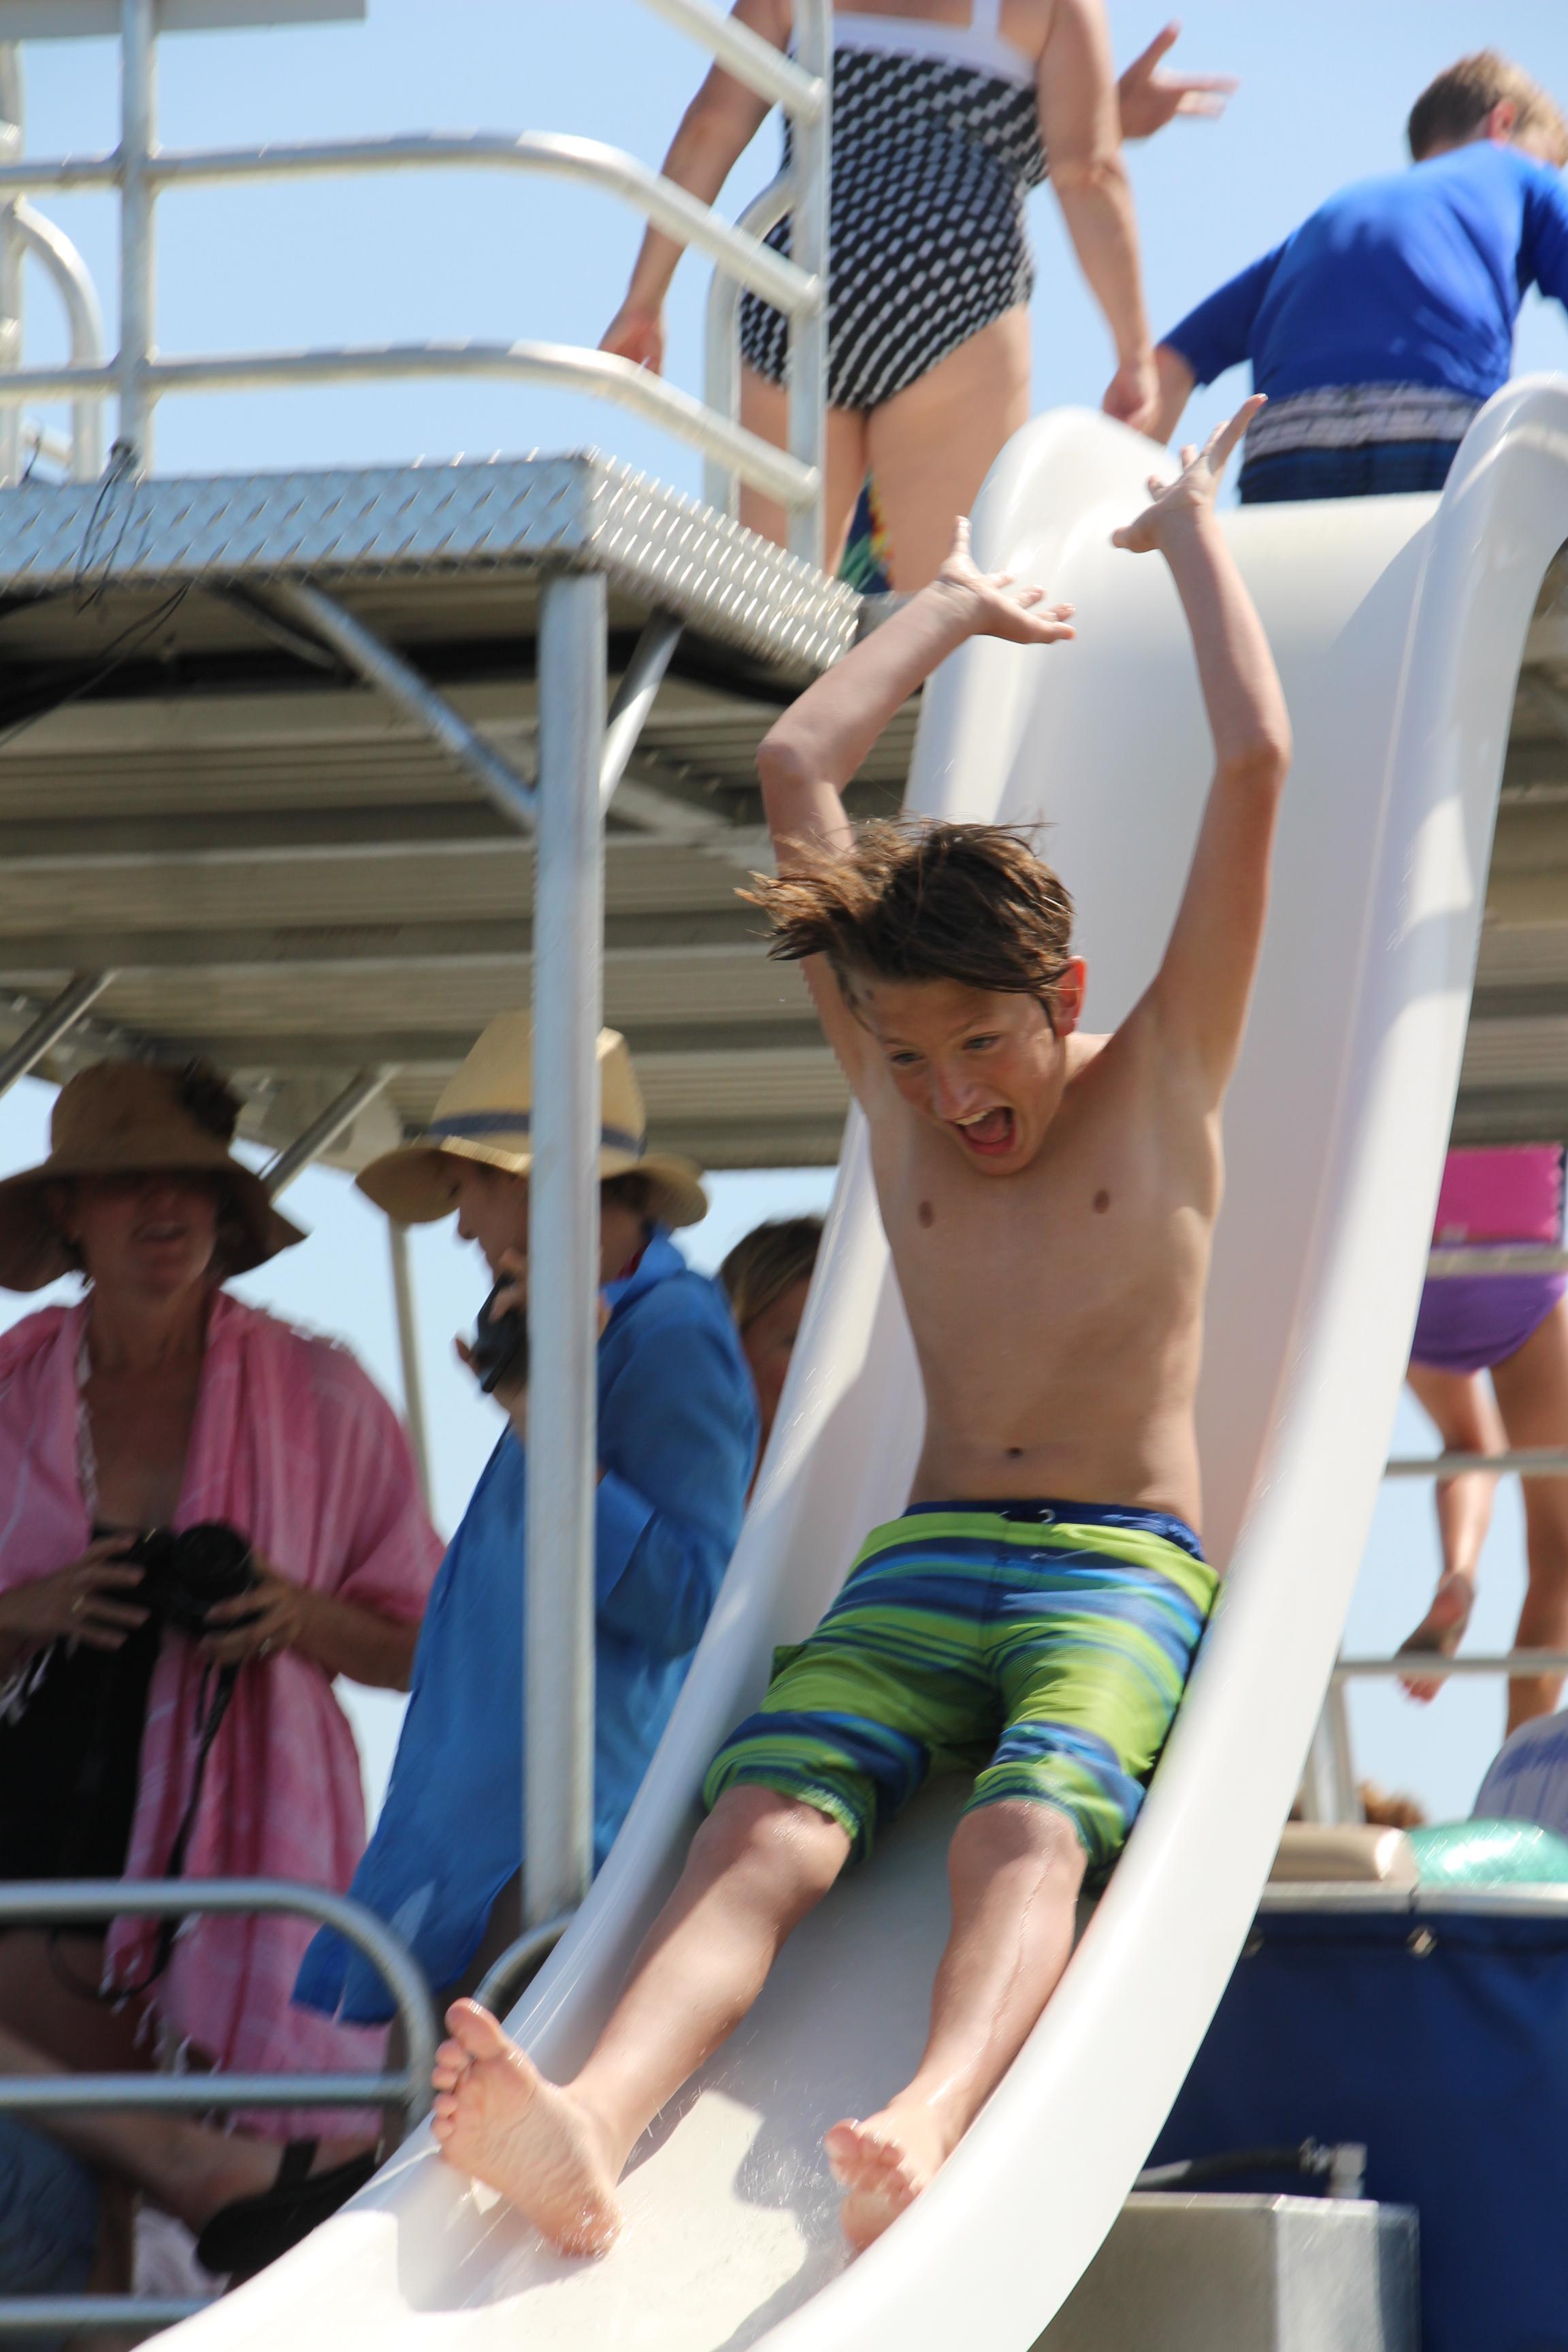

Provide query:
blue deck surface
left=1151, top=1904, right=1568, bottom=2352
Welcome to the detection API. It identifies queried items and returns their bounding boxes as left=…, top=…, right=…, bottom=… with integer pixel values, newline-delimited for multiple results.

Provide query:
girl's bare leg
left=1491, top=1298, right=1568, bottom=1731
left=738, top=365, right=868, bottom=569
left=1401, top=1363, right=1503, bottom=1701
left=825, top=1799, right=1084, bottom=2251
left=867, top=307, right=1033, bottom=590
left=430, top=1787, right=850, bottom=2256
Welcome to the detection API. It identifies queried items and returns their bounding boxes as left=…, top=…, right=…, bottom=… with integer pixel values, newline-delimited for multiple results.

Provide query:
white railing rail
left=1335, top=1648, right=1568, bottom=1681
left=0, top=45, right=105, bottom=483
left=0, top=0, right=832, bottom=560
left=1326, top=1219, right=1568, bottom=1819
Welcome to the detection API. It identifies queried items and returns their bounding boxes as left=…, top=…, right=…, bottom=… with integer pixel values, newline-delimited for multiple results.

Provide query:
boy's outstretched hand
left=933, top=518, right=1077, bottom=646
left=1111, top=395, right=1266, bottom=555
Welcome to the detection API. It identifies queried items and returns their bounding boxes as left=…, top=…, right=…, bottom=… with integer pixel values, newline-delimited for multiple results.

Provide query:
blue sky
left=3, top=1, right=1566, bottom=1820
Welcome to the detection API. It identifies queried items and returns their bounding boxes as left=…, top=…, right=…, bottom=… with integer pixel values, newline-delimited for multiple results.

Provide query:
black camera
left=470, top=1281, right=529, bottom=1396
left=125, top=1522, right=260, bottom=1639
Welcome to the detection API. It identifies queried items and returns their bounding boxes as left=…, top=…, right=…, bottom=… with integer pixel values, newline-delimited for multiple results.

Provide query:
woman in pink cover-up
left=0, top=1058, right=441, bottom=2276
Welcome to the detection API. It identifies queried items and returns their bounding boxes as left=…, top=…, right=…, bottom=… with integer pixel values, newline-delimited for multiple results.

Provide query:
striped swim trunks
left=704, top=1500, right=1217, bottom=1880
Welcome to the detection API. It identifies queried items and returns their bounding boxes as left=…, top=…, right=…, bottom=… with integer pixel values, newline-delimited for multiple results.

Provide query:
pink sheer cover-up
left=0, top=1289, right=442, bottom=2136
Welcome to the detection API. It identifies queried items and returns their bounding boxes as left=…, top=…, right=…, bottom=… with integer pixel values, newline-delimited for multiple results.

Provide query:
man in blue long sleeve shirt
left=1152, top=50, right=1568, bottom=502
left=294, top=1017, right=757, bottom=2023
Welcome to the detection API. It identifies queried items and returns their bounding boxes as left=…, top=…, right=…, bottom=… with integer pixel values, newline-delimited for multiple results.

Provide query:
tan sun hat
left=357, top=1015, right=708, bottom=1229
left=0, top=1058, right=306, bottom=1293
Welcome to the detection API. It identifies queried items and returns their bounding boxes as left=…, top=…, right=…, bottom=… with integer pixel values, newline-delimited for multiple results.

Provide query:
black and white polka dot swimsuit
left=739, top=3, right=1047, bottom=414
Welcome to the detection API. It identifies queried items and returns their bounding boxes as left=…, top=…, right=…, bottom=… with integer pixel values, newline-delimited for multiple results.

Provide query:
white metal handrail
left=0, top=135, right=817, bottom=316
left=1335, top=1648, right=1568, bottom=1680
left=1386, top=1447, right=1568, bottom=1478
left=0, top=0, right=832, bottom=559
left=1427, top=1243, right=1568, bottom=1275
left=704, top=169, right=794, bottom=517
left=0, top=1877, right=436, bottom=2338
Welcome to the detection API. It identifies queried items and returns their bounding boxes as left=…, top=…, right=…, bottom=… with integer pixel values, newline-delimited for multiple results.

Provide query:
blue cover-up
left=293, top=1232, right=757, bottom=2023
left=1164, top=142, right=1568, bottom=407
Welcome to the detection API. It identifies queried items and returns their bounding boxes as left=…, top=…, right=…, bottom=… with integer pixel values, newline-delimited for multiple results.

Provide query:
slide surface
left=182, top=383, right=1568, bottom=2352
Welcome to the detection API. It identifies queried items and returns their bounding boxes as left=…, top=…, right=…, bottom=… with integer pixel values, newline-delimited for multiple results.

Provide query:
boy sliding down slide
left=431, top=396, right=1290, bottom=2258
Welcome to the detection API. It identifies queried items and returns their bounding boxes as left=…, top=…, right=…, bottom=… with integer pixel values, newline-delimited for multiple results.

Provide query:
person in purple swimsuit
left=1403, top=1145, right=1568, bottom=1731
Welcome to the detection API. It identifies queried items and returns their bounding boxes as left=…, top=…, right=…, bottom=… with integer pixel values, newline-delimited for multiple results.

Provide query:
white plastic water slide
left=182, top=379, right=1568, bottom=2352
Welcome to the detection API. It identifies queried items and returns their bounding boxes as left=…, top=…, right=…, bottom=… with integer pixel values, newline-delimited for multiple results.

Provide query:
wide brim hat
left=357, top=1015, right=708, bottom=1230
left=0, top=1058, right=306, bottom=1293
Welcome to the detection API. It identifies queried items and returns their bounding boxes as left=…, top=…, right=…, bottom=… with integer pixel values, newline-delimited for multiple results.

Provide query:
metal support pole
left=261, top=1065, right=393, bottom=1197
left=702, top=172, right=791, bottom=517
left=0, top=973, right=112, bottom=1100
left=117, top=0, right=156, bottom=472
left=600, top=611, right=682, bottom=812
left=785, top=0, right=830, bottom=568
left=389, top=1220, right=434, bottom=1517
left=525, top=571, right=606, bottom=1927
left=0, top=45, right=22, bottom=487
left=263, top=578, right=537, bottom=830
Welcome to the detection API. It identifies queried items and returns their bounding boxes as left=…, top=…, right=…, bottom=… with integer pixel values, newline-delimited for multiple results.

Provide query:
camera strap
left=119, top=1659, right=242, bottom=1995
left=49, top=1656, right=242, bottom=2006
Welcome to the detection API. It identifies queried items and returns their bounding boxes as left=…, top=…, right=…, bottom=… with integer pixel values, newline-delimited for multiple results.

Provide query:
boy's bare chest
left=875, top=1115, right=1179, bottom=1328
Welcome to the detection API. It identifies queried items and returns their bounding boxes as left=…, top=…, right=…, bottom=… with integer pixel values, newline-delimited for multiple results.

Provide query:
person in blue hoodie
left=1150, top=50, right=1568, bottom=501
left=295, top=1015, right=757, bottom=2023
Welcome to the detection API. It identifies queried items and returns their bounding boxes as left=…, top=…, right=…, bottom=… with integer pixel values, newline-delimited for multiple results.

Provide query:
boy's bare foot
left=823, top=2099, right=950, bottom=2253
left=1398, top=1569, right=1475, bottom=1703
left=430, top=2000, right=623, bottom=2258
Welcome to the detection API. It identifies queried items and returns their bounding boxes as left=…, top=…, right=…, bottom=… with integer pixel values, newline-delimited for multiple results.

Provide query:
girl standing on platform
left=602, top=4, right=1231, bottom=586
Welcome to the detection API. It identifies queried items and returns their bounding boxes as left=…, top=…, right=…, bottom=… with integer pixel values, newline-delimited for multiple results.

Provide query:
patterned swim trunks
left=703, top=1500, right=1218, bottom=1880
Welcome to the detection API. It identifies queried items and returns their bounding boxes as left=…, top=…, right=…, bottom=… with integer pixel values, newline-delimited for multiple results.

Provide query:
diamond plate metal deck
left=0, top=451, right=861, bottom=683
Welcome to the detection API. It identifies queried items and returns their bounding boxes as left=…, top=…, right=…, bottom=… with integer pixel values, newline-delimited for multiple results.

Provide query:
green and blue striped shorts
left=703, top=1500, right=1218, bottom=1879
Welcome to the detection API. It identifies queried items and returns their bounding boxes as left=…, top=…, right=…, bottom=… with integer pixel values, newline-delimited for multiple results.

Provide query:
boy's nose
left=929, top=1066, right=979, bottom=1121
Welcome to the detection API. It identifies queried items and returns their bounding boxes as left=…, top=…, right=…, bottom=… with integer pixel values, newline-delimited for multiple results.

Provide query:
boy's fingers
left=1179, top=444, right=1198, bottom=469
left=1209, top=393, right=1267, bottom=468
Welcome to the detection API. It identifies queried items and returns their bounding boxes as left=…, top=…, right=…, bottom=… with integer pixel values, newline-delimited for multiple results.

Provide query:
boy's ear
left=1485, top=97, right=1520, bottom=144
left=1051, top=958, right=1088, bottom=1036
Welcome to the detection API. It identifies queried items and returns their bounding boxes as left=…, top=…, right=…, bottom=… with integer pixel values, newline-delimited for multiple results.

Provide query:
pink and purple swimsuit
left=1410, top=1145, right=1567, bottom=1377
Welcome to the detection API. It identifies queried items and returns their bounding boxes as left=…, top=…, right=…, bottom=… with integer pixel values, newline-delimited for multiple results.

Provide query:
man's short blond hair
left=1407, top=52, right=1568, bottom=169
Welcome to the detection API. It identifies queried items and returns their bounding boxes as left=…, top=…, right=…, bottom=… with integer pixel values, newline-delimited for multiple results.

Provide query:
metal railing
left=0, top=1877, right=436, bottom=2336
left=0, top=42, right=106, bottom=484
left=0, top=0, right=832, bottom=558
left=1313, top=1224, right=1568, bottom=1820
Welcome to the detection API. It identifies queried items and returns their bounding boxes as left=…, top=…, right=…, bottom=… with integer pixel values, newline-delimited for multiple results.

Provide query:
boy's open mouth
left=953, top=1107, right=1015, bottom=1158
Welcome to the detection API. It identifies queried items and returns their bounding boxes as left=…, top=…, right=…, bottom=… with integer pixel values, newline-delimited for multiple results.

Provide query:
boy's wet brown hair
left=745, top=819, right=1075, bottom=1020
left=1407, top=52, right=1568, bottom=167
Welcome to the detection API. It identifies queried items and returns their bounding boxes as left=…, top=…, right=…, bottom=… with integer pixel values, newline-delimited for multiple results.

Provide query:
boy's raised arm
left=1113, top=397, right=1292, bottom=1094
left=754, top=532, right=1075, bottom=1081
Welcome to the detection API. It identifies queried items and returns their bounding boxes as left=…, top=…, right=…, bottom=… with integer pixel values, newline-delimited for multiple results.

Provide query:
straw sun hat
left=0, top=1058, right=305, bottom=1293
left=357, top=1015, right=708, bottom=1230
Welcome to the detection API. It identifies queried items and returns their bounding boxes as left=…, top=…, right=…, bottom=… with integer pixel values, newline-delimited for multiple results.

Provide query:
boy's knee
left=956, top=1798, right=1088, bottom=1884
left=700, top=1784, right=851, bottom=1899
